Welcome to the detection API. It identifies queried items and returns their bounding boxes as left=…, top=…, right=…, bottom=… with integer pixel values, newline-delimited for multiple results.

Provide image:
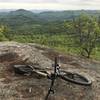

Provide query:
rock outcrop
left=0, top=42, right=100, bottom=100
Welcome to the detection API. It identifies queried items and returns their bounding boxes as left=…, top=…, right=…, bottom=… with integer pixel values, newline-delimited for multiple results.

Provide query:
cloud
left=0, top=3, right=67, bottom=10
left=56, top=0, right=100, bottom=6
left=0, top=0, right=58, bottom=3
left=80, top=0, right=100, bottom=5
left=0, top=0, right=100, bottom=10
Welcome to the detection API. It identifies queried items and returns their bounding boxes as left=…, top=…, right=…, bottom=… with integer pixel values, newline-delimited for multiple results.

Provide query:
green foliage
left=0, top=26, right=8, bottom=41
left=64, top=15, right=100, bottom=58
left=0, top=32, right=6, bottom=41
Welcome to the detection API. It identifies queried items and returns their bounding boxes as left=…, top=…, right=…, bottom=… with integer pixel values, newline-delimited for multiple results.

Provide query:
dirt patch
left=0, top=52, right=19, bottom=62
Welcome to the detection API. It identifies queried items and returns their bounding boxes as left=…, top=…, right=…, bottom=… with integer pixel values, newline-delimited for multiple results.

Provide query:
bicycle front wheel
left=59, top=70, right=92, bottom=86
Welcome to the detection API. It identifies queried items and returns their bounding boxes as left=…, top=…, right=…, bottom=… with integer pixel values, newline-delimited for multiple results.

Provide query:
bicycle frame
left=45, top=56, right=92, bottom=100
left=45, top=57, right=59, bottom=100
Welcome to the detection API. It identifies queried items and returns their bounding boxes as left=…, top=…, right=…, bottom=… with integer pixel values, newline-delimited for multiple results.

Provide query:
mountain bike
left=45, top=57, right=92, bottom=100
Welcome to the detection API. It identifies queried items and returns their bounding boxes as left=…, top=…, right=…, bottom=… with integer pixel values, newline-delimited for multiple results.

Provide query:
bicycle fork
left=45, top=77, right=55, bottom=100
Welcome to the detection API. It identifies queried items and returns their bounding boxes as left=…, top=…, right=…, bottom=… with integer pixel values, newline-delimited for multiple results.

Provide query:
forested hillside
left=0, top=9, right=100, bottom=59
left=1, top=9, right=100, bottom=35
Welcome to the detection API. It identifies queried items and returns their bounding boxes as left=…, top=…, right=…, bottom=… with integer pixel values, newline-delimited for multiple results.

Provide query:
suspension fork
left=45, top=57, right=58, bottom=100
left=45, top=77, right=55, bottom=100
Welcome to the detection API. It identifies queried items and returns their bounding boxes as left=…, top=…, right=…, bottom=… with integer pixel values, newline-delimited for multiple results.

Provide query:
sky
left=0, top=0, right=100, bottom=10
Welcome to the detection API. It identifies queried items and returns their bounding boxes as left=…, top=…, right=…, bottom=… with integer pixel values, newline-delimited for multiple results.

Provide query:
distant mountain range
left=0, top=9, right=53, bottom=13
left=0, top=9, right=100, bottom=22
left=0, top=9, right=100, bottom=35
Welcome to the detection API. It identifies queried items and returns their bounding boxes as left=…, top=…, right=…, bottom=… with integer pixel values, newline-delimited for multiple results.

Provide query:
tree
left=0, top=25, right=8, bottom=41
left=77, top=16, right=100, bottom=58
left=81, top=21, right=100, bottom=58
left=65, top=15, right=100, bottom=58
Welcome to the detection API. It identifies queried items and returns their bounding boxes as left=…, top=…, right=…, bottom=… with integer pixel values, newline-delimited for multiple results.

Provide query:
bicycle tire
left=58, top=70, right=92, bottom=86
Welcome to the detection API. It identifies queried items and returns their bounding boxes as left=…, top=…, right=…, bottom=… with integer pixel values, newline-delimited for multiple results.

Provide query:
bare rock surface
left=0, top=42, right=100, bottom=100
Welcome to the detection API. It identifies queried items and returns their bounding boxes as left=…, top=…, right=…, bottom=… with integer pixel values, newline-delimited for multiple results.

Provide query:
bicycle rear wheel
left=59, top=70, right=92, bottom=86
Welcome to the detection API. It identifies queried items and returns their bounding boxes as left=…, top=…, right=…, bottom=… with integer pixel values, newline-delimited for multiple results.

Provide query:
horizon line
left=0, top=8, right=100, bottom=11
